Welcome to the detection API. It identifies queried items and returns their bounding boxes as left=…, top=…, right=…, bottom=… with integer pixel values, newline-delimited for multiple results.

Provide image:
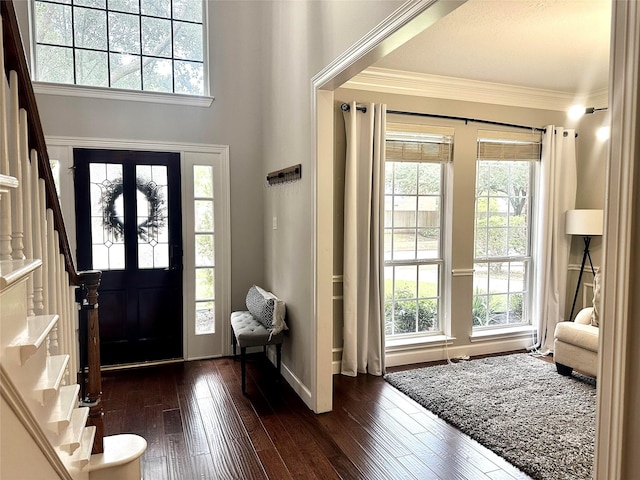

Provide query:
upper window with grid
left=34, top=0, right=205, bottom=95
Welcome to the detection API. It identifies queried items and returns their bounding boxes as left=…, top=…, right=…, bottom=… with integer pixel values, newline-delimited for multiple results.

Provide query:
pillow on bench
left=245, top=285, right=288, bottom=335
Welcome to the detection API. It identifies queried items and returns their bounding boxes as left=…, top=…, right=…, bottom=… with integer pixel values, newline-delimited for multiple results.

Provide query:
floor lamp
left=566, top=209, right=603, bottom=322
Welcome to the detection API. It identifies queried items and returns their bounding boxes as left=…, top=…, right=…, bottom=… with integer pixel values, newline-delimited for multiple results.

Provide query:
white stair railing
left=0, top=0, right=105, bottom=458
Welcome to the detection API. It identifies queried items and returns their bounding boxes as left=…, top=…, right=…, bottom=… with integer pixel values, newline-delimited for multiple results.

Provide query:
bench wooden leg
left=241, top=347, right=247, bottom=394
left=276, top=343, right=282, bottom=377
left=232, top=332, right=237, bottom=359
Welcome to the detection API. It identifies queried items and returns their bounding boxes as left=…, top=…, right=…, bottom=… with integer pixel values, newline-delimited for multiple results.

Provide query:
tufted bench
left=231, top=285, right=287, bottom=393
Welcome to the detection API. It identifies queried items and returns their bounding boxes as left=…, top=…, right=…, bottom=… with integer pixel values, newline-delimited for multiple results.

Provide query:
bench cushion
left=231, top=311, right=284, bottom=348
left=245, top=285, right=287, bottom=335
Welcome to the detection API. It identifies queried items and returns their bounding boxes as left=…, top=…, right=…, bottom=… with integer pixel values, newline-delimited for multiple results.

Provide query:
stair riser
left=0, top=277, right=28, bottom=356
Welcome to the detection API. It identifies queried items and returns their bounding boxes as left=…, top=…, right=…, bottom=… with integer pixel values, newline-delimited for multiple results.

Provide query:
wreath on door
left=102, top=177, right=166, bottom=242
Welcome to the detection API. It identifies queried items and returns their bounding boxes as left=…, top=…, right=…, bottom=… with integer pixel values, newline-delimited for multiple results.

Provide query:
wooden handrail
left=1, top=0, right=104, bottom=453
left=78, top=270, right=104, bottom=454
left=1, top=0, right=76, bottom=283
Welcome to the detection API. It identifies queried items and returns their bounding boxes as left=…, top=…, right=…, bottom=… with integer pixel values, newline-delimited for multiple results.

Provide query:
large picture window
left=33, top=0, right=205, bottom=95
left=473, top=130, right=541, bottom=329
left=383, top=124, right=452, bottom=338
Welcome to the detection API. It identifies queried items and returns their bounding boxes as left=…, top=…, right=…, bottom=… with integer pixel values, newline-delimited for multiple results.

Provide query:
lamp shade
left=565, top=209, right=604, bottom=236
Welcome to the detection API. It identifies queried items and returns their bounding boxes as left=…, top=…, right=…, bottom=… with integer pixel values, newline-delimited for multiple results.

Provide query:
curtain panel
left=341, top=102, right=386, bottom=376
left=533, top=126, right=577, bottom=352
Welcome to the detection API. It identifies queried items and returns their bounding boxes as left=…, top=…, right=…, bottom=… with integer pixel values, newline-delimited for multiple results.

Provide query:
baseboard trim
left=266, top=348, right=313, bottom=409
left=385, top=338, right=533, bottom=368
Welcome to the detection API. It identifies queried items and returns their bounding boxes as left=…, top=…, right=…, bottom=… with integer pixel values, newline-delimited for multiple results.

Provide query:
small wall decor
left=266, top=164, right=302, bottom=186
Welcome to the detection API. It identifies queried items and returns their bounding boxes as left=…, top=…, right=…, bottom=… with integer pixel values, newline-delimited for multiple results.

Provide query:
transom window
left=383, top=124, right=452, bottom=338
left=473, top=130, right=541, bottom=329
left=34, top=0, right=205, bottom=95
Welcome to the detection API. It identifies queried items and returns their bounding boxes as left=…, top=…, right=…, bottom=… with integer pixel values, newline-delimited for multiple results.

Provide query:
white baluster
left=67, top=283, right=78, bottom=383
left=31, top=150, right=44, bottom=313
left=0, top=22, right=13, bottom=261
left=39, top=179, right=49, bottom=313
left=58, top=255, right=70, bottom=384
left=19, top=109, right=34, bottom=314
left=46, top=209, right=59, bottom=355
left=8, top=70, right=23, bottom=259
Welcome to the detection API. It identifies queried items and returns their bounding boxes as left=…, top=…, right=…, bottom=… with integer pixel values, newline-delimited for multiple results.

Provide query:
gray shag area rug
left=384, top=353, right=596, bottom=480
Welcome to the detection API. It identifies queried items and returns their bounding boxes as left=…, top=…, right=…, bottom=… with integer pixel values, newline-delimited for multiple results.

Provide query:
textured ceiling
left=374, top=0, right=611, bottom=95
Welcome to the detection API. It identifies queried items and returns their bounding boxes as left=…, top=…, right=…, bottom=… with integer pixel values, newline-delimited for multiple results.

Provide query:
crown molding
left=343, top=67, right=609, bottom=112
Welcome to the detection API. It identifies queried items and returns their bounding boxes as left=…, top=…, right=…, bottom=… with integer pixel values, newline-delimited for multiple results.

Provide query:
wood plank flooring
left=101, top=355, right=532, bottom=480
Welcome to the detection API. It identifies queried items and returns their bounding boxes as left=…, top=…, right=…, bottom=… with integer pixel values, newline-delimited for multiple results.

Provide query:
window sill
left=33, top=82, right=215, bottom=108
left=469, top=325, right=536, bottom=343
left=386, top=334, right=455, bottom=352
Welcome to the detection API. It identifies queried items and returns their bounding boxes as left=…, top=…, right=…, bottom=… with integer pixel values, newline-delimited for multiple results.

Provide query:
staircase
left=1, top=258, right=95, bottom=479
left=0, top=1, right=145, bottom=479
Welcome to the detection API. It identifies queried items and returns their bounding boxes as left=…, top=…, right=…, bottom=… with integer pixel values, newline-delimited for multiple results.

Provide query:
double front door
left=74, top=149, right=182, bottom=365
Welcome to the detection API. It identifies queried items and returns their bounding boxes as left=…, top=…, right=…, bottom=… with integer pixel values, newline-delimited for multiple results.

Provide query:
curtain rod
left=340, top=103, right=547, bottom=134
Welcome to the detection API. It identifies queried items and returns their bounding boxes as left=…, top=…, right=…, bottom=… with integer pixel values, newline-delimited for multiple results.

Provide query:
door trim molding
left=310, top=0, right=467, bottom=414
left=44, top=135, right=231, bottom=362
left=596, top=1, right=640, bottom=478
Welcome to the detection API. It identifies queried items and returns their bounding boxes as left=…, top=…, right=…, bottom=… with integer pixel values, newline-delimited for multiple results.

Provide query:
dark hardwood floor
left=101, top=354, right=532, bottom=480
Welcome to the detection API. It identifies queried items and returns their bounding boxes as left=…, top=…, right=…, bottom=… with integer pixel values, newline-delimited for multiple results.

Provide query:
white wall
left=14, top=0, right=268, bottom=311
left=260, top=0, right=404, bottom=403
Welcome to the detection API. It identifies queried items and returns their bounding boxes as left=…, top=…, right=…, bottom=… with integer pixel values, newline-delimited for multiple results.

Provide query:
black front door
left=75, top=149, right=182, bottom=365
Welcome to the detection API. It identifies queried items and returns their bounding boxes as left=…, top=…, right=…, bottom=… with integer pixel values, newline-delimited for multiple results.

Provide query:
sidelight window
left=193, top=164, right=215, bottom=335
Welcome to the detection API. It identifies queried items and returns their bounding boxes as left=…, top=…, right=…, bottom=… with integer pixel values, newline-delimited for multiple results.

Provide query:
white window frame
left=472, top=131, right=541, bottom=331
left=383, top=124, right=452, bottom=342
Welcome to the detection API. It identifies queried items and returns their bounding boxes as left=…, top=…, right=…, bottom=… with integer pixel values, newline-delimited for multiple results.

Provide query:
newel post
left=77, top=269, right=104, bottom=454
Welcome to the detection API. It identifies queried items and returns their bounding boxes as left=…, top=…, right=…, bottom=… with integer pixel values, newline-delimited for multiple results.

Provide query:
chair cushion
left=245, top=285, right=288, bottom=335
left=554, top=321, right=599, bottom=353
left=231, top=311, right=284, bottom=348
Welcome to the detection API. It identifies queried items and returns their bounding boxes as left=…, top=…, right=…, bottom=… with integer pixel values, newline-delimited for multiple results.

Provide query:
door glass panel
left=195, top=267, right=214, bottom=300
left=194, top=165, right=213, bottom=196
left=195, top=301, right=214, bottom=335
left=89, top=162, right=125, bottom=270
left=194, top=200, right=214, bottom=231
left=136, top=165, right=169, bottom=269
left=195, top=234, right=214, bottom=266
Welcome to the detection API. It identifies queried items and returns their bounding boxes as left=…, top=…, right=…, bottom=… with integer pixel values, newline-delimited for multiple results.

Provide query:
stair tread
left=34, top=355, right=69, bottom=404
left=0, top=173, right=19, bottom=191
left=0, top=259, right=42, bottom=289
left=8, top=314, right=59, bottom=364
left=71, top=426, right=96, bottom=469
left=59, top=407, right=90, bottom=454
left=48, top=384, right=80, bottom=433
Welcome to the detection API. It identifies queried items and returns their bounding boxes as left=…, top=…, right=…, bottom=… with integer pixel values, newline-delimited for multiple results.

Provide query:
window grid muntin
left=473, top=147, right=537, bottom=330
left=34, top=0, right=204, bottom=94
left=384, top=134, right=448, bottom=338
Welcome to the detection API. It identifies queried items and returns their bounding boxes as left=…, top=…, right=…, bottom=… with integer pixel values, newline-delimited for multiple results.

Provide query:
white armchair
left=553, top=307, right=599, bottom=377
